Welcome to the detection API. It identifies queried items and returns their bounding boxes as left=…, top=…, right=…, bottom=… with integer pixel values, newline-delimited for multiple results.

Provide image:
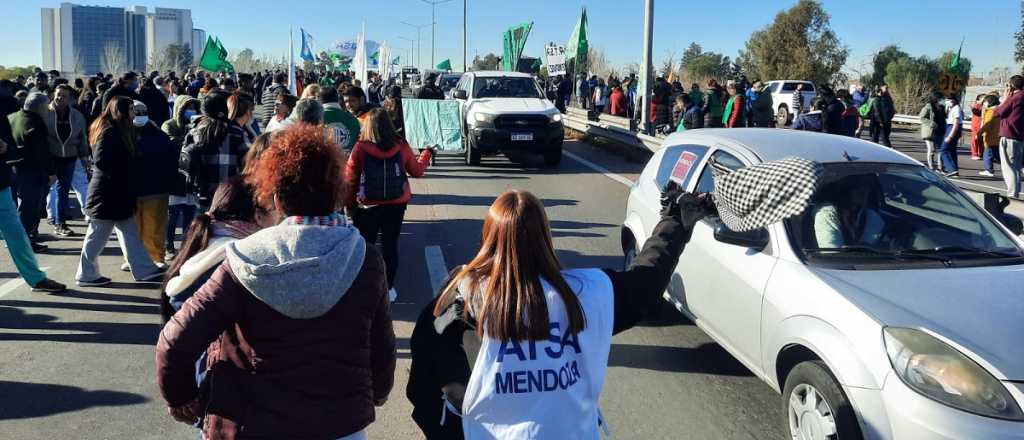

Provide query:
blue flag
left=300, top=28, right=315, bottom=62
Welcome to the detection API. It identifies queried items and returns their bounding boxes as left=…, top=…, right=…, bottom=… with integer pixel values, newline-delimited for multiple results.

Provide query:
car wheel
left=465, top=133, right=481, bottom=166
left=543, top=147, right=562, bottom=167
left=776, top=105, right=790, bottom=127
left=783, top=360, right=862, bottom=440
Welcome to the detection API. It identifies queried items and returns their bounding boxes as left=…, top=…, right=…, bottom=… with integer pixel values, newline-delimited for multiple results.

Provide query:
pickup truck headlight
left=550, top=113, right=563, bottom=123
left=883, top=327, right=1024, bottom=420
left=473, top=113, right=496, bottom=123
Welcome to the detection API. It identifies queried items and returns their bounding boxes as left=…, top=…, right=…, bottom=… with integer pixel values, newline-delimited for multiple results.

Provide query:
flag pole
left=288, top=27, right=297, bottom=95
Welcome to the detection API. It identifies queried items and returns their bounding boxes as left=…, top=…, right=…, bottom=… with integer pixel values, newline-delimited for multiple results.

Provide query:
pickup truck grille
left=493, top=115, right=549, bottom=130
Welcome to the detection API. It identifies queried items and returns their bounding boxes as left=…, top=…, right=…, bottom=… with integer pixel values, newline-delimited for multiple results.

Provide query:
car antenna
left=842, top=150, right=852, bottom=161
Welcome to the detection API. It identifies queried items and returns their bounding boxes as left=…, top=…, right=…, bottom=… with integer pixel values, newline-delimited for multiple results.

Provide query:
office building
left=192, top=28, right=207, bottom=64
left=41, top=3, right=203, bottom=75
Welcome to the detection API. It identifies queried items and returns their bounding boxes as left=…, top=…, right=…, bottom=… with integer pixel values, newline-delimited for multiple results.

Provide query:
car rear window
left=781, top=82, right=815, bottom=92
left=655, top=145, right=709, bottom=189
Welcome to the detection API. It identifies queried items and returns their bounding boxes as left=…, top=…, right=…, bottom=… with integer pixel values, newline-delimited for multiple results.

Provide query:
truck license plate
left=511, top=133, right=533, bottom=142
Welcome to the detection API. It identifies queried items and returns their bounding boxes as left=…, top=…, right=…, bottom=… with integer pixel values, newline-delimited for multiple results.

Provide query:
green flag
left=199, top=36, right=234, bottom=73
left=436, top=59, right=452, bottom=70
left=949, top=38, right=963, bottom=72
left=502, top=22, right=533, bottom=72
left=565, top=7, right=588, bottom=60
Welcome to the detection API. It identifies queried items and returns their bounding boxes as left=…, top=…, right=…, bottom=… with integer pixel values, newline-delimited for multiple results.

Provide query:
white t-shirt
left=461, top=268, right=614, bottom=440
left=946, top=104, right=963, bottom=125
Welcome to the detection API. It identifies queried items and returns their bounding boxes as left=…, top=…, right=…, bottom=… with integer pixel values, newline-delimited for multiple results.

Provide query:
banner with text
left=545, top=45, right=567, bottom=76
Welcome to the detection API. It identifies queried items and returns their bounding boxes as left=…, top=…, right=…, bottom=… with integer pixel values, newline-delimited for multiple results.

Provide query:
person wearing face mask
left=44, top=84, right=89, bottom=237
left=163, top=95, right=201, bottom=257
left=102, top=72, right=141, bottom=109
left=125, top=100, right=176, bottom=266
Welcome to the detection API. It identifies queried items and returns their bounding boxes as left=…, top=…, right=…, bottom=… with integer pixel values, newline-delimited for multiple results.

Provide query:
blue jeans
left=166, top=203, right=196, bottom=250
left=50, top=157, right=77, bottom=225
left=0, top=188, right=46, bottom=285
left=939, top=125, right=961, bottom=172
left=983, top=146, right=995, bottom=172
left=48, top=159, right=89, bottom=223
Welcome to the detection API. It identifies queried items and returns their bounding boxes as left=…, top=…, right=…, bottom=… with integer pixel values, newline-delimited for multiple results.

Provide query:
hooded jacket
left=162, top=95, right=200, bottom=149
left=344, top=139, right=432, bottom=207
left=44, top=105, right=88, bottom=159
left=156, top=218, right=396, bottom=438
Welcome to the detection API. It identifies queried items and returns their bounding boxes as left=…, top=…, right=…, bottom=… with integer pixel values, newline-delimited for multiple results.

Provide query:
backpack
left=178, top=140, right=207, bottom=201
left=858, top=98, right=875, bottom=118
left=361, top=149, right=407, bottom=201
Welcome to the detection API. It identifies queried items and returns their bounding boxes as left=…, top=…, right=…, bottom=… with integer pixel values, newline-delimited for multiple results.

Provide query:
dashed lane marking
left=424, top=246, right=449, bottom=296
left=563, top=150, right=636, bottom=188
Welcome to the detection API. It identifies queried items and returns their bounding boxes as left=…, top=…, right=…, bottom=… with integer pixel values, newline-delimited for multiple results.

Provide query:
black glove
left=660, top=181, right=715, bottom=226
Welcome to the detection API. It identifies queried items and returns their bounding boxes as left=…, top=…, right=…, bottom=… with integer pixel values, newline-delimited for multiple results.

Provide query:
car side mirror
left=712, top=218, right=769, bottom=250
left=454, top=90, right=468, bottom=100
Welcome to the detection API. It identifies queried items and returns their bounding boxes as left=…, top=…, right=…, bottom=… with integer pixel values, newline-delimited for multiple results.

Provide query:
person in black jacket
left=407, top=184, right=713, bottom=438
left=7, top=92, right=55, bottom=251
left=0, top=85, right=65, bottom=292
left=75, top=96, right=164, bottom=287
left=415, top=74, right=445, bottom=100
left=138, top=77, right=171, bottom=127
left=102, top=72, right=140, bottom=110
left=869, top=85, right=896, bottom=147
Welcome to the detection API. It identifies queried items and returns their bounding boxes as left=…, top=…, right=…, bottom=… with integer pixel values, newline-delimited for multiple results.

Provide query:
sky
left=2, top=0, right=1018, bottom=76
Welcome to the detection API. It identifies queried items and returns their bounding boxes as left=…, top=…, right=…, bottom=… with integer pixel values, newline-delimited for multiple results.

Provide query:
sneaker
left=120, top=262, right=131, bottom=272
left=31, top=242, right=48, bottom=253
left=979, top=170, right=995, bottom=177
left=388, top=288, right=398, bottom=303
left=944, top=171, right=960, bottom=178
left=971, top=156, right=982, bottom=161
left=32, top=278, right=67, bottom=293
left=77, top=276, right=111, bottom=287
left=54, top=224, right=75, bottom=237
left=138, top=269, right=166, bottom=283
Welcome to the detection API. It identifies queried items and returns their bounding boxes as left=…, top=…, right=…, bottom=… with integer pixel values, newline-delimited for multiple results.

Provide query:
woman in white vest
left=413, top=186, right=713, bottom=439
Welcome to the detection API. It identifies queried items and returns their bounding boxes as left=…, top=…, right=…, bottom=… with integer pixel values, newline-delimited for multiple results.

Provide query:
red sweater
left=344, top=139, right=432, bottom=207
left=609, top=89, right=628, bottom=116
left=996, top=91, right=1024, bottom=141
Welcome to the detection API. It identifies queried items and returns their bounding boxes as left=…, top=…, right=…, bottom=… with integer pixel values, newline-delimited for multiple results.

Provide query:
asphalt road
left=0, top=138, right=784, bottom=439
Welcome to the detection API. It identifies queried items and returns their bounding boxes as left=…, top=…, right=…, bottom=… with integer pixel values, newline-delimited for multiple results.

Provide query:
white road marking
left=424, top=245, right=449, bottom=296
left=0, top=267, right=50, bottom=299
left=564, top=150, right=636, bottom=188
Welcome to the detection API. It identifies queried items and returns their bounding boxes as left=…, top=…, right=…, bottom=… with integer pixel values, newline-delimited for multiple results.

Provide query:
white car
left=622, top=129, right=1024, bottom=439
left=452, top=71, right=564, bottom=166
left=764, top=80, right=818, bottom=126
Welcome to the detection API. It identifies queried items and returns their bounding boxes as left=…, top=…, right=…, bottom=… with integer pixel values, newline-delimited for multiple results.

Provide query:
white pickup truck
left=763, top=80, right=818, bottom=126
left=452, top=71, right=564, bottom=166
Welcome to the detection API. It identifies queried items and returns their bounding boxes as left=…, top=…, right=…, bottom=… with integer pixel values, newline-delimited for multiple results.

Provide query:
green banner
left=565, top=7, right=588, bottom=61
left=436, top=59, right=452, bottom=71
left=502, top=22, right=533, bottom=72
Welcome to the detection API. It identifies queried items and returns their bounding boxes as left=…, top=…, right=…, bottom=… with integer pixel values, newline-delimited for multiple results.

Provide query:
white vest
left=461, top=269, right=614, bottom=440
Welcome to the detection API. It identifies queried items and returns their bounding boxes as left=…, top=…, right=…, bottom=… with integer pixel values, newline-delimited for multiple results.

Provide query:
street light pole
left=398, top=37, right=415, bottom=67
left=639, top=0, right=654, bottom=135
left=463, top=0, right=467, bottom=72
left=401, top=21, right=429, bottom=71
left=421, top=0, right=454, bottom=69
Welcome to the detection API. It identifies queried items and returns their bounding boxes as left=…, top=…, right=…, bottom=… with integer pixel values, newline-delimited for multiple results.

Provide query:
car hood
left=815, top=265, right=1024, bottom=380
left=472, top=98, right=554, bottom=114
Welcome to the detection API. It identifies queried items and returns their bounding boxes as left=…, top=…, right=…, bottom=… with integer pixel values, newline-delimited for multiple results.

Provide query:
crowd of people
left=554, top=70, right=1024, bottom=197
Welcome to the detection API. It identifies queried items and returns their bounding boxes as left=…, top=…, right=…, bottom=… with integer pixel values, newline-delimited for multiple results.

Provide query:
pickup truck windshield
left=473, top=77, right=543, bottom=99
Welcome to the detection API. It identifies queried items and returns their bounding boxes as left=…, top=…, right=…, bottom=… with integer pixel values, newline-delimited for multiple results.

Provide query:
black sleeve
left=603, top=216, right=695, bottom=335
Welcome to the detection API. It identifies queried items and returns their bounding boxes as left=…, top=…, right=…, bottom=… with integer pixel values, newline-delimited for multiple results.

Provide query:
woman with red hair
left=157, top=124, right=396, bottom=439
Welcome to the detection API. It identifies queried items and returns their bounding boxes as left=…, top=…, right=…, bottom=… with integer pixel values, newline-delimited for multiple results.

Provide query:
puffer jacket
left=156, top=217, right=396, bottom=439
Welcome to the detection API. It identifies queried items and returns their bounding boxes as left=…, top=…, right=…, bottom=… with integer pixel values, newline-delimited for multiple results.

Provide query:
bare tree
left=586, top=46, right=619, bottom=79
left=71, top=50, right=86, bottom=76
left=659, top=49, right=677, bottom=79
left=101, top=42, right=129, bottom=75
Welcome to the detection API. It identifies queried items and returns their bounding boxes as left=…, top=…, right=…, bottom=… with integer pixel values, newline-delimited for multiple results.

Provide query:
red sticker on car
left=670, top=151, right=698, bottom=184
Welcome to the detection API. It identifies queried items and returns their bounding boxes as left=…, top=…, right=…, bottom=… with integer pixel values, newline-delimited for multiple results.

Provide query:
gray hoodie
left=224, top=221, right=367, bottom=319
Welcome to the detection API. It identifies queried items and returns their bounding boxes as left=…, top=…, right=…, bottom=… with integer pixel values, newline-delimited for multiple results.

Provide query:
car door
left=674, top=147, right=779, bottom=374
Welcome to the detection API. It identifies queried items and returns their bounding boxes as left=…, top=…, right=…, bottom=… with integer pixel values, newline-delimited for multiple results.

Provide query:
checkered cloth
left=711, top=157, right=823, bottom=232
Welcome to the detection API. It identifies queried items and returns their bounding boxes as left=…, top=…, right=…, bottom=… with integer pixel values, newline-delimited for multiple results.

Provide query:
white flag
left=354, top=22, right=368, bottom=87
left=288, top=27, right=297, bottom=95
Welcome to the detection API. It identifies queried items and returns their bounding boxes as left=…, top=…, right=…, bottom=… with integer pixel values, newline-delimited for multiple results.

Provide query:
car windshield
left=472, top=76, right=543, bottom=98
left=439, top=75, right=461, bottom=90
left=785, top=163, right=1023, bottom=269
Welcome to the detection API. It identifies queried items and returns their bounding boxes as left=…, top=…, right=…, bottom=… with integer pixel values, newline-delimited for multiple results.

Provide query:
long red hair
left=434, top=190, right=586, bottom=341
